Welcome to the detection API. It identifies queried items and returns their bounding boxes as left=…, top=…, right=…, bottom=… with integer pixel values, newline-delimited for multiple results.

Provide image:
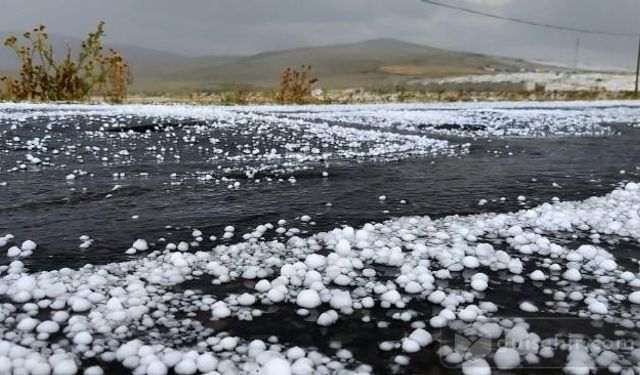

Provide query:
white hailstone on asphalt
left=428, top=290, right=446, bottom=304
left=404, top=281, right=422, bottom=293
left=519, top=301, right=539, bottom=312
left=17, top=317, right=39, bottom=331
left=362, top=296, right=375, bottom=308
left=564, top=348, right=595, bottom=375
left=362, top=268, right=376, bottom=278
left=529, top=270, right=546, bottom=281
left=0, top=357, right=9, bottom=373
left=174, top=359, right=197, bottom=375
left=267, top=289, right=285, bottom=303
left=146, top=361, right=168, bottom=375
left=162, top=350, right=182, bottom=368
left=563, top=268, right=582, bottom=282
left=334, top=274, right=351, bottom=286
left=65, top=174, right=76, bottom=181
left=237, top=293, right=256, bottom=306
left=255, top=279, right=272, bottom=292
left=508, top=258, right=523, bottom=274
left=317, top=310, right=339, bottom=326
left=517, top=195, right=526, bottom=201
left=462, top=256, right=480, bottom=269
left=73, top=331, right=93, bottom=345
left=379, top=341, right=394, bottom=351
left=304, top=254, right=326, bottom=269
left=599, top=259, right=617, bottom=272
left=494, top=347, right=521, bottom=369
left=470, top=274, right=489, bottom=292
left=335, top=239, right=351, bottom=256
left=444, top=352, right=463, bottom=365
left=470, top=278, right=488, bottom=292
left=409, top=328, right=432, bottom=347
left=505, top=325, right=530, bottom=347
left=429, top=316, right=447, bottom=328
left=478, top=199, right=487, bottom=206
left=132, top=239, right=148, bottom=251
left=71, top=298, right=92, bottom=312
left=286, top=347, right=306, bottom=361
left=36, top=320, right=60, bottom=333
left=549, top=264, right=562, bottom=272
left=7, top=246, right=21, bottom=257
left=211, top=302, right=231, bottom=319
left=539, top=347, right=555, bottom=359
left=381, top=290, right=402, bottom=305
left=378, top=195, right=387, bottom=201
left=296, top=289, right=321, bottom=309
left=262, top=357, right=292, bottom=375
left=628, top=291, right=640, bottom=304
left=478, top=322, right=502, bottom=339
left=458, top=307, right=478, bottom=322
left=568, top=291, right=584, bottom=301
left=576, top=245, right=597, bottom=260
left=330, top=290, right=353, bottom=310
left=196, top=353, right=218, bottom=373
left=83, top=366, right=104, bottom=375
left=588, top=301, right=608, bottom=315
left=461, top=358, right=491, bottom=375
left=401, top=338, right=421, bottom=353
left=53, top=359, right=77, bottom=375
left=21, top=240, right=37, bottom=251
left=322, top=171, right=329, bottom=177
left=300, top=215, right=311, bottom=222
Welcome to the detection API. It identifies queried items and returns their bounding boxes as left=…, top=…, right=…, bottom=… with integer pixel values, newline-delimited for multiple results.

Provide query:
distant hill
left=0, top=32, right=186, bottom=76
left=0, top=36, right=551, bottom=93
left=134, top=39, right=553, bottom=93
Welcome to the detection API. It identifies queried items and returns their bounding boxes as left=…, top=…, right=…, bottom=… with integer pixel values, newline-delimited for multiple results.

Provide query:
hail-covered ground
left=420, top=72, right=638, bottom=92
left=0, top=101, right=640, bottom=375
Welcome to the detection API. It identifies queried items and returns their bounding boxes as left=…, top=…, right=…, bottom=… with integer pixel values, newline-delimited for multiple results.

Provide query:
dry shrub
left=273, top=65, right=318, bottom=104
left=220, top=88, right=250, bottom=105
left=0, top=22, right=131, bottom=103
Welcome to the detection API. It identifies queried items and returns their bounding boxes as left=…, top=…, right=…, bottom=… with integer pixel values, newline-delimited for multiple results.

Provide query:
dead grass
left=122, top=88, right=640, bottom=106
left=379, top=64, right=485, bottom=77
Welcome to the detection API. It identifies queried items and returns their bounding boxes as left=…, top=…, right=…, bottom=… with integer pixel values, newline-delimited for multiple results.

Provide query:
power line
left=421, top=0, right=640, bottom=95
left=420, top=0, right=639, bottom=37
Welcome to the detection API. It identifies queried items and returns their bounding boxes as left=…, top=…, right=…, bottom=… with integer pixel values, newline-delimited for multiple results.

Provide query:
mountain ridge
left=0, top=36, right=553, bottom=93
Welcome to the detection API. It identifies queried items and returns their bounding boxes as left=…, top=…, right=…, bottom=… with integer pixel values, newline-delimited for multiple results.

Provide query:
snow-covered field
left=421, top=72, right=638, bottom=92
left=1, top=102, right=640, bottom=374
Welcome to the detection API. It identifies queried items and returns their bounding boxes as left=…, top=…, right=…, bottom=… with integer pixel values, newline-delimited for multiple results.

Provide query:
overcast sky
left=1, top=0, right=639, bottom=69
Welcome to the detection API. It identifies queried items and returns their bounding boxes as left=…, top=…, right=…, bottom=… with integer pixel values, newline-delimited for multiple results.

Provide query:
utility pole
left=635, top=35, right=640, bottom=96
left=573, top=35, right=580, bottom=69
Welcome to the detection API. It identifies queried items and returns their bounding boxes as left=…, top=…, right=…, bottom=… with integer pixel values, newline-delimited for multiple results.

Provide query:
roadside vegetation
left=126, top=87, right=640, bottom=105
left=0, top=22, right=130, bottom=103
left=273, top=65, right=318, bottom=104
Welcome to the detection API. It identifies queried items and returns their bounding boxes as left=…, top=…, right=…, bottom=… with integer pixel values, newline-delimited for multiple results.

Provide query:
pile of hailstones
left=1, top=183, right=640, bottom=375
